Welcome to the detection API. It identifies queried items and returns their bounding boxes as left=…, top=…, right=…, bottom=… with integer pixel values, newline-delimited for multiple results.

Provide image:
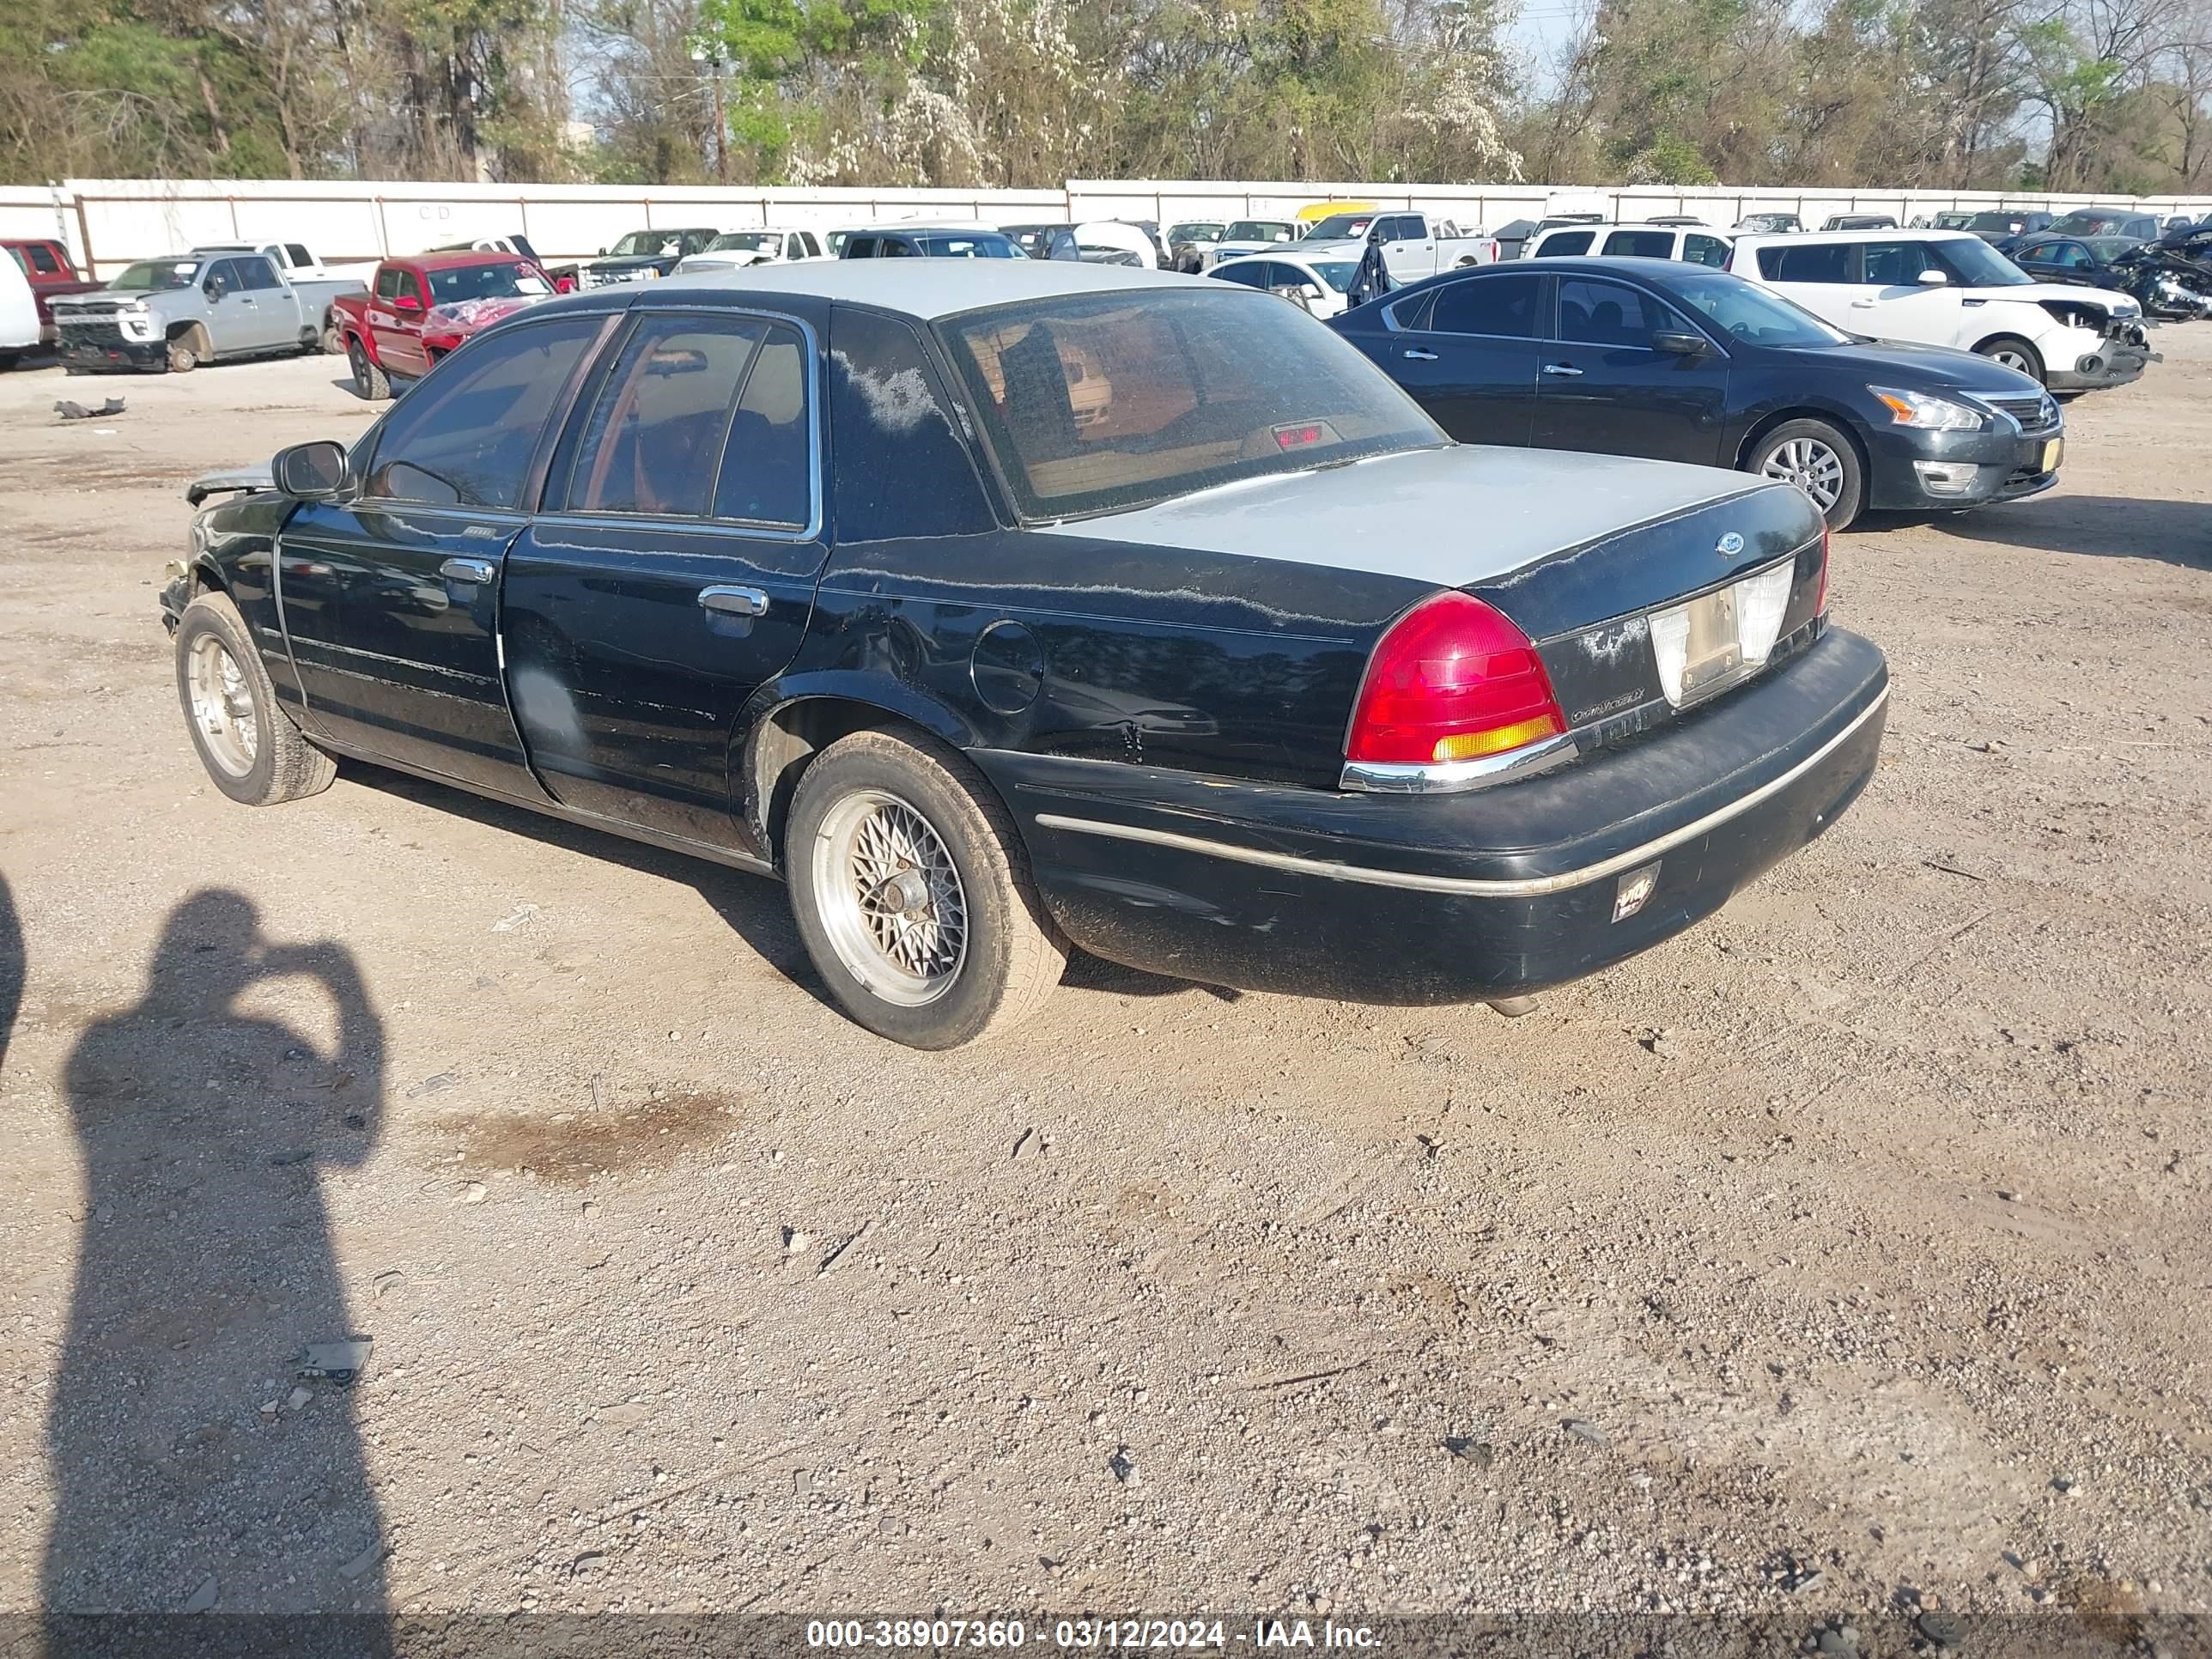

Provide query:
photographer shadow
left=42, top=889, right=390, bottom=1654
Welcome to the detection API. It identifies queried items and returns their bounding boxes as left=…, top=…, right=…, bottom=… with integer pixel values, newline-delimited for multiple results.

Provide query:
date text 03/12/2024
left=806, top=1619, right=1382, bottom=1649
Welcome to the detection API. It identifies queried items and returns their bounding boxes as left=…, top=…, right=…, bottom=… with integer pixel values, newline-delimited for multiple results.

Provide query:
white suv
left=1728, top=228, right=2152, bottom=394
left=1524, top=222, right=1735, bottom=267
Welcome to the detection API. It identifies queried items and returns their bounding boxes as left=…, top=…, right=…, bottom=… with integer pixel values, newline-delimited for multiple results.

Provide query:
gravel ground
left=0, top=334, right=2208, bottom=1644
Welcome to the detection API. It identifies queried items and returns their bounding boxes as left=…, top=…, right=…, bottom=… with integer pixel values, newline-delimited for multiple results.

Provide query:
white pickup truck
left=1294, top=210, right=1499, bottom=280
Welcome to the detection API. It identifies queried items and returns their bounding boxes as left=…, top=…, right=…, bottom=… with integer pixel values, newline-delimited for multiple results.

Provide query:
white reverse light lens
left=1735, top=561, right=1795, bottom=665
left=1650, top=605, right=1691, bottom=704
left=1871, top=386, right=1984, bottom=431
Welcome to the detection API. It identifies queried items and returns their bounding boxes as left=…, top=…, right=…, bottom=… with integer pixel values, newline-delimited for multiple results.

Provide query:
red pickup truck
left=4, top=238, right=104, bottom=342
left=329, top=251, right=556, bottom=400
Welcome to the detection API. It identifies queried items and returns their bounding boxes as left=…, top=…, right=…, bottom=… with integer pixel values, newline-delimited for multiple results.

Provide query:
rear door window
left=374, top=265, right=404, bottom=301
left=1601, top=228, right=1674, bottom=258
left=286, top=243, right=313, bottom=269
left=1860, top=240, right=1936, bottom=285
left=1428, top=273, right=1542, bottom=337
left=1759, top=242, right=1853, bottom=282
left=846, top=237, right=878, bottom=259
left=1212, top=262, right=1268, bottom=288
left=237, top=256, right=281, bottom=291
left=1538, top=229, right=1595, bottom=257
left=714, top=324, right=813, bottom=527
left=1684, top=234, right=1731, bottom=268
left=558, top=315, right=769, bottom=519
left=1556, top=278, right=1672, bottom=347
left=363, top=315, right=603, bottom=508
left=25, top=243, right=60, bottom=274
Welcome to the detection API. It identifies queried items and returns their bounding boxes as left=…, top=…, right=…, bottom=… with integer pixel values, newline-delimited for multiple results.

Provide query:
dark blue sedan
left=1331, top=257, right=2064, bottom=528
left=2001, top=234, right=2143, bottom=290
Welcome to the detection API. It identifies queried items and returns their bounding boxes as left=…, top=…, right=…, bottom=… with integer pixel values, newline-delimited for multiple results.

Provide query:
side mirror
left=392, top=292, right=422, bottom=313
left=1652, top=329, right=1713, bottom=356
left=273, top=441, right=348, bottom=501
left=1917, top=268, right=1949, bottom=286
left=204, top=276, right=228, bottom=300
left=1270, top=283, right=1315, bottom=312
left=1303, top=282, right=1325, bottom=301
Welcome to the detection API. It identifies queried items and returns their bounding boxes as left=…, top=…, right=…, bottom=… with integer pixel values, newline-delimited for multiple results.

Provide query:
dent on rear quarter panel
left=811, top=531, right=1430, bottom=788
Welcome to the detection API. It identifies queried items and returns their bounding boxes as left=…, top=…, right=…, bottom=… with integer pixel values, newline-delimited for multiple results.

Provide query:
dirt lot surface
left=1, top=334, right=2209, bottom=1647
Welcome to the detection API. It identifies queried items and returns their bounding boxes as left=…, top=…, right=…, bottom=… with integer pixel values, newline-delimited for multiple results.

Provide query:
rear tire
left=1975, top=335, right=2045, bottom=382
left=1748, top=417, right=1864, bottom=530
left=173, top=592, right=336, bottom=806
left=785, top=728, right=1066, bottom=1048
left=348, top=338, right=390, bottom=401
left=321, top=321, right=344, bottom=355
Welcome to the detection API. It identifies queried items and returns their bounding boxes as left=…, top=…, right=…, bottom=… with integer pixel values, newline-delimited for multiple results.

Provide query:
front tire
left=166, top=335, right=198, bottom=374
left=786, top=729, right=1066, bottom=1048
left=348, top=337, right=390, bottom=400
left=1749, top=417, right=1864, bottom=530
left=1975, top=335, right=2045, bottom=382
left=174, top=592, right=336, bottom=805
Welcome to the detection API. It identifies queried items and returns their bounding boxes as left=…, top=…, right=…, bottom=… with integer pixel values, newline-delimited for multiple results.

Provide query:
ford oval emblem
left=1716, top=532, right=1746, bottom=557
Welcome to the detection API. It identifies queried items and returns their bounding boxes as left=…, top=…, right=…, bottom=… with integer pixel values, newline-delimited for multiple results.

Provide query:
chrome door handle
left=1401, top=347, right=1439, bottom=361
left=1540, top=363, right=1584, bottom=377
left=439, top=557, right=495, bottom=584
left=699, top=585, right=769, bottom=617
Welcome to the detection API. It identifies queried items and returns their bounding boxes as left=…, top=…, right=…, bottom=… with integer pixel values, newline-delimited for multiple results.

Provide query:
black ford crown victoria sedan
left=1333, top=257, right=2063, bottom=528
left=165, top=260, right=1888, bottom=1048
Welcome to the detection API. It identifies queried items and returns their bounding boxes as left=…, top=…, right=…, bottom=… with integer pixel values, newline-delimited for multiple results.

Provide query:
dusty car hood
left=185, top=465, right=273, bottom=506
left=1039, top=445, right=1770, bottom=590
left=1972, top=280, right=2136, bottom=314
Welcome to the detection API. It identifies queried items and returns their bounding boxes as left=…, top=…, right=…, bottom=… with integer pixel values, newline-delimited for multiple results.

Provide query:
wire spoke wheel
left=1762, top=436, right=1844, bottom=511
left=813, top=789, right=969, bottom=1007
left=187, top=634, right=258, bottom=777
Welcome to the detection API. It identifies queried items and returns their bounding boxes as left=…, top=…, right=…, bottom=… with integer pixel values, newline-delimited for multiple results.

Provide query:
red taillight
left=1346, top=591, right=1567, bottom=766
left=1815, top=522, right=1831, bottom=617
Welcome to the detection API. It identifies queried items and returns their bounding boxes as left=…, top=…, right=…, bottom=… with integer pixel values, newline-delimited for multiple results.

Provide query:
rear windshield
left=915, top=234, right=1019, bottom=258
left=111, top=259, right=201, bottom=291
left=939, top=289, right=1443, bottom=521
left=2051, top=211, right=2144, bottom=235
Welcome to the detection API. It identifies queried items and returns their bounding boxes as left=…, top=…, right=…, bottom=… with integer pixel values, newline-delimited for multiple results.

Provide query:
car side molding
left=1034, top=684, right=1889, bottom=899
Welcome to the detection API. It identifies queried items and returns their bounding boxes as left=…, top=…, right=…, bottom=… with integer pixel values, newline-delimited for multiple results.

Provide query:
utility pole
left=690, top=40, right=732, bottom=183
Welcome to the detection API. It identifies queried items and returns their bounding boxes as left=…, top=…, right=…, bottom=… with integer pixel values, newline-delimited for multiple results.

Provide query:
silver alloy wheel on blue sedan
left=1750, top=417, right=1865, bottom=529
left=1761, top=435, right=1844, bottom=511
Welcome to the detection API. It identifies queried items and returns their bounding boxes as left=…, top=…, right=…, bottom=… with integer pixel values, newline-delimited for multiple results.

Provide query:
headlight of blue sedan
left=1869, top=386, right=1986, bottom=431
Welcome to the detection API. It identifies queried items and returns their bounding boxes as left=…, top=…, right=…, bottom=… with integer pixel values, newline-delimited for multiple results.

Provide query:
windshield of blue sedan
left=1664, top=268, right=1850, bottom=347
left=942, top=289, right=1443, bottom=520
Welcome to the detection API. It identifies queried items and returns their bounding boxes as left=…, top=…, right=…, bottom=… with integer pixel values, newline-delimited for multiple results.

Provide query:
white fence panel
left=32, top=175, right=2212, bottom=277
